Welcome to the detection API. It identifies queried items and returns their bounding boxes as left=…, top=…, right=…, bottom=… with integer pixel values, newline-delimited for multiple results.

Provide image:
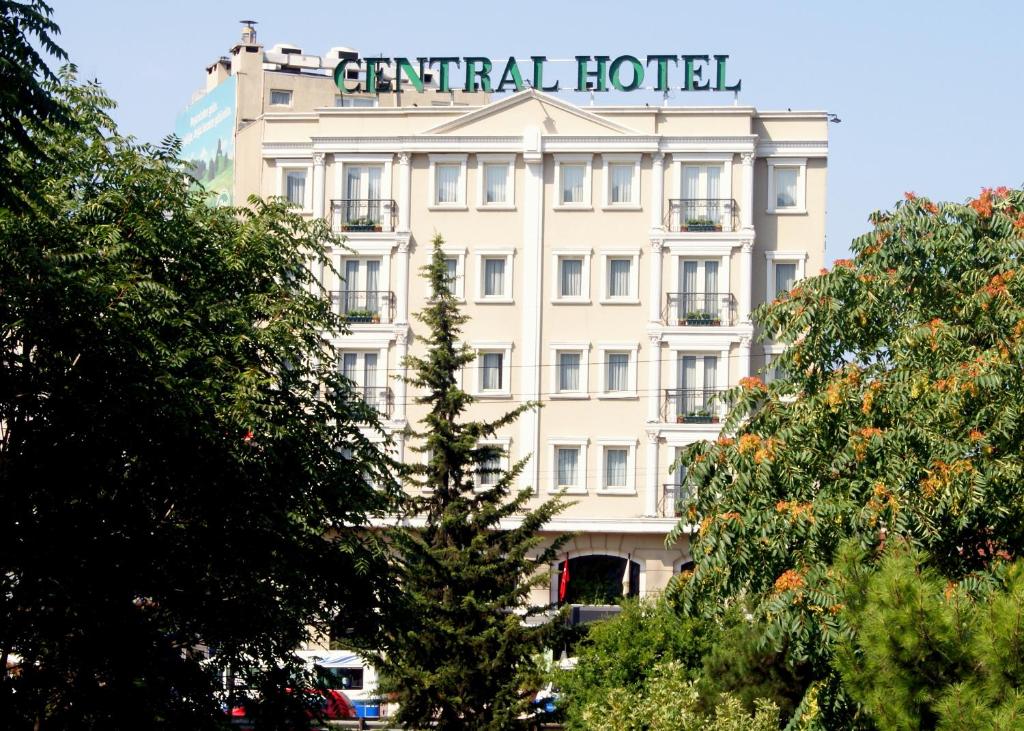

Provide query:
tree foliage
left=0, top=74, right=398, bottom=729
left=366, top=237, right=568, bottom=731
left=671, top=187, right=1024, bottom=727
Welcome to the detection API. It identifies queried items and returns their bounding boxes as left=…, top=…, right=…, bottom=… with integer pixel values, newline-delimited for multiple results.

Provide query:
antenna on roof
left=239, top=19, right=258, bottom=44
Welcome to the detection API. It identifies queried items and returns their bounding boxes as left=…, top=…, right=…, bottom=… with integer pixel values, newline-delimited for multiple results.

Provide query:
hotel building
left=192, top=27, right=828, bottom=605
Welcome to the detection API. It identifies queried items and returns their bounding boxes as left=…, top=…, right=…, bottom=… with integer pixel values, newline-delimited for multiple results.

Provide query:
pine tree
left=371, top=235, right=569, bottom=730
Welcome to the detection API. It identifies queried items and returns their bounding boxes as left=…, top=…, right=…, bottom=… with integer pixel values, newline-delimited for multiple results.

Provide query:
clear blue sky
left=49, top=0, right=1023, bottom=264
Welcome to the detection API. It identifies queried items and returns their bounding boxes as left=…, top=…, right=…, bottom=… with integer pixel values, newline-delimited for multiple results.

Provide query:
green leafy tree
left=0, top=74, right=398, bottom=729
left=670, top=187, right=1024, bottom=728
left=834, top=540, right=1024, bottom=730
left=367, top=237, right=568, bottom=730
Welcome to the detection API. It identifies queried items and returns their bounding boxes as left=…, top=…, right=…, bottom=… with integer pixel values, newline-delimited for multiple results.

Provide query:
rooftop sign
left=334, top=55, right=741, bottom=95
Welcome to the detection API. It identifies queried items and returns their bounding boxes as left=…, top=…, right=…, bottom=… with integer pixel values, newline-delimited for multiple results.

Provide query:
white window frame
left=475, top=153, right=516, bottom=210
left=475, top=437, right=511, bottom=491
left=551, top=249, right=592, bottom=304
left=474, top=248, right=515, bottom=304
left=332, top=154, right=395, bottom=230
left=596, top=438, right=637, bottom=495
left=335, top=95, right=377, bottom=107
left=762, top=340, right=787, bottom=384
left=439, top=244, right=468, bottom=302
left=598, top=248, right=641, bottom=304
left=428, top=153, right=468, bottom=210
left=597, top=342, right=639, bottom=399
left=601, top=153, right=642, bottom=210
left=275, top=159, right=313, bottom=213
left=766, top=157, right=807, bottom=214
left=670, top=153, right=734, bottom=231
left=472, top=341, right=512, bottom=398
left=547, top=437, right=589, bottom=495
left=549, top=342, right=590, bottom=400
left=765, top=251, right=807, bottom=302
left=554, top=154, right=593, bottom=210
left=269, top=88, right=293, bottom=107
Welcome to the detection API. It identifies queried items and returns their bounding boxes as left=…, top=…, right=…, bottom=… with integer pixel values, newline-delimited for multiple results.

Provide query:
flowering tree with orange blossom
left=669, top=187, right=1024, bottom=729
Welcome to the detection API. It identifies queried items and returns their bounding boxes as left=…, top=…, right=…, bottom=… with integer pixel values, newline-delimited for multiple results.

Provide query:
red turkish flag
left=558, top=557, right=570, bottom=603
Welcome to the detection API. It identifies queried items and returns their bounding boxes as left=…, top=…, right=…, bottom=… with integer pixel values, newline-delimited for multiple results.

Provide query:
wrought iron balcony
left=663, top=388, right=725, bottom=424
left=330, top=198, right=397, bottom=232
left=666, top=198, right=737, bottom=232
left=660, top=483, right=690, bottom=518
left=330, top=290, right=396, bottom=324
left=358, top=386, right=393, bottom=419
left=664, top=292, right=737, bottom=326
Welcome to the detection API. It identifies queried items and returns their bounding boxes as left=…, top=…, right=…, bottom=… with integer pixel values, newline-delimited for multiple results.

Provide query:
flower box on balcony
left=344, top=309, right=380, bottom=324
left=677, top=413, right=718, bottom=424
left=677, top=313, right=720, bottom=327
left=342, top=218, right=382, bottom=232
left=681, top=218, right=722, bottom=233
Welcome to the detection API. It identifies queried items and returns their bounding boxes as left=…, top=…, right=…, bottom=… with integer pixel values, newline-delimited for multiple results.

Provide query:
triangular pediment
left=421, top=89, right=640, bottom=136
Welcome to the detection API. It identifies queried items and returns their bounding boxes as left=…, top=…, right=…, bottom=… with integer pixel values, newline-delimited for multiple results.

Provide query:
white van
left=296, top=650, right=385, bottom=719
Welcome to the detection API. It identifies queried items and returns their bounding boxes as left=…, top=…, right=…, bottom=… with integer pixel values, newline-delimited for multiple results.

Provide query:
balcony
left=358, top=386, right=393, bottom=419
left=331, top=290, right=396, bottom=325
left=663, top=388, right=725, bottom=424
left=666, top=198, right=737, bottom=233
left=659, top=483, right=689, bottom=518
left=330, top=198, right=397, bottom=233
left=664, top=292, right=737, bottom=327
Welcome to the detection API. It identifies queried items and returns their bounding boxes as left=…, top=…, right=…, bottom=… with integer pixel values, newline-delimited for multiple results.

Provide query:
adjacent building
left=187, top=25, right=828, bottom=606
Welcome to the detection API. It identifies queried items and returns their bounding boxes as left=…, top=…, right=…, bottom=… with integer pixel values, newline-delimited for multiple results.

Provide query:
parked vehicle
left=229, top=687, right=356, bottom=726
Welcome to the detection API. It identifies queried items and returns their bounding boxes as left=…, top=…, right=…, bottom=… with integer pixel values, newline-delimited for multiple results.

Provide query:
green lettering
left=680, top=55, right=710, bottom=91
left=645, top=55, right=676, bottom=92
left=429, top=57, right=461, bottom=93
left=530, top=56, right=560, bottom=91
left=575, top=55, right=609, bottom=92
left=333, top=59, right=362, bottom=93
left=609, top=55, right=644, bottom=91
left=497, top=56, right=525, bottom=92
left=714, top=54, right=741, bottom=92
left=396, top=57, right=427, bottom=93
left=364, top=57, right=391, bottom=93
left=464, top=56, right=493, bottom=92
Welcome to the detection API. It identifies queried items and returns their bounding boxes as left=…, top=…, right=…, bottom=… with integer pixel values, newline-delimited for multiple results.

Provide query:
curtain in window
left=680, top=260, right=698, bottom=317
left=345, top=167, right=361, bottom=222
left=557, top=448, right=578, bottom=487
left=703, top=260, right=719, bottom=316
left=608, top=259, right=630, bottom=298
left=286, top=172, right=305, bottom=206
left=436, top=164, right=460, bottom=204
left=367, top=167, right=382, bottom=223
left=560, top=259, right=583, bottom=297
left=607, top=353, right=628, bottom=391
left=679, top=355, right=697, bottom=415
left=703, top=357, right=718, bottom=408
left=484, top=258, right=505, bottom=297
left=444, top=258, right=458, bottom=294
left=776, top=168, right=798, bottom=208
left=481, top=352, right=502, bottom=390
left=683, top=165, right=701, bottom=221
left=706, top=166, right=721, bottom=223
left=561, top=164, right=585, bottom=203
left=558, top=353, right=580, bottom=392
left=775, top=262, right=797, bottom=297
left=343, top=260, right=360, bottom=314
left=366, top=260, right=380, bottom=313
left=341, top=353, right=357, bottom=382
left=485, top=164, right=507, bottom=204
left=610, top=163, right=632, bottom=203
left=605, top=449, right=627, bottom=487
left=479, top=455, right=500, bottom=485
left=363, top=353, right=379, bottom=410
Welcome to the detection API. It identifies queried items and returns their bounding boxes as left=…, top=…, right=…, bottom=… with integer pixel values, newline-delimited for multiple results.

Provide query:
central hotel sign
left=335, top=55, right=741, bottom=95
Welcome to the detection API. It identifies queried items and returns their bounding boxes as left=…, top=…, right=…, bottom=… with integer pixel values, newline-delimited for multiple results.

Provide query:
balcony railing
left=330, top=290, right=396, bottom=324
left=666, top=198, right=737, bottom=232
left=663, top=388, right=725, bottom=424
left=659, top=483, right=689, bottom=518
left=664, top=292, right=736, bottom=326
left=330, top=198, right=397, bottom=233
left=358, top=386, right=393, bottom=419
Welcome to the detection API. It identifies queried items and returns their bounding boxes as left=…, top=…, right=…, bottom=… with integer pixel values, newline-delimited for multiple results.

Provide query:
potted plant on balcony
left=342, top=216, right=382, bottom=233
left=679, top=310, right=714, bottom=326
left=682, top=217, right=722, bottom=233
left=680, top=409, right=715, bottom=424
left=344, top=308, right=375, bottom=324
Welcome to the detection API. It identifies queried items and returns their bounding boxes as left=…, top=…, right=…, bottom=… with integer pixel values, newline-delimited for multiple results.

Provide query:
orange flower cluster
left=860, top=427, right=883, bottom=439
left=739, top=375, right=767, bottom=391
left=970, top=188, right=994, bottom=218
left=716, top=436, right=735, bottom=447
left=994, top=186, right=1011, bottom=199
left=1014, top=213, right=1024, bottom=232
left=738, top=434, right=761, bottom=454
left=819, top=267, right=829, bottom=276
left=754, top=438, right=780, bottom=464
left=719, top=511, right=742, bottom=522
left=920, top=459, right=974, bottom=497
left=834, top=259, right=855, bottom=269
left=904, top=191, right=917, bottom=201
left=775, top=500, right=815, bottom=522
left=923, top=201, right=939, bottom=215
left=774, top=569, right=805, bottom=593
left=698, top=516, right=713, bottom=536
left=861, top=382, right=882, bottom=414
left=969, top=429, right=984, bottom=442
left=826, top=381, right=844, bottom=409
left=983, top=271, right=1013, bottom=297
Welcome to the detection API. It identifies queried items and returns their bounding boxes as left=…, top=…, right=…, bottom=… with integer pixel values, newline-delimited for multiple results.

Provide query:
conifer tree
left=370, top=235, right=569, bottom=730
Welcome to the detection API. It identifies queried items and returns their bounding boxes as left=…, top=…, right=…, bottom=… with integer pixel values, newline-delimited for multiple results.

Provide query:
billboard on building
left=175, top=76, right=236, bottom=206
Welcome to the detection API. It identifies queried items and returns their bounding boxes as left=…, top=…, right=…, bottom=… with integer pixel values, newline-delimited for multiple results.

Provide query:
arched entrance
left=556, top=553, right=641, bottom=605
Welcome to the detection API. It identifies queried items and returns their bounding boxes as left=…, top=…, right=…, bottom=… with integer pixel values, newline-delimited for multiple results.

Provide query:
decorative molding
left=740, top=151, right=754, bottom=164
left=757, top=140, right=828, bottom=158
left=312, top=152, right=325, bottom=165
left=739, top=335, right=752, bottom=349
left=397, top=152, right=410, bottom=165
left=650, top=238, right=664, bottom=253
left=741, top=241, right=753, bottom=254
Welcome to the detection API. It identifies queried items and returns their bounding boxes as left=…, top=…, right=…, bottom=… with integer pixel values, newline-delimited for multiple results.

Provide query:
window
left=550, top=343, right=589, bottom=398
left=597, top=440, right=636, bottom=494
left=607, top=353, right=629, bottom=391
left=555, top=155, right=592, bottom=208
left=270, top=89, right=292, bottom=106
left=474, top=250, right=514, bottom=303
left=436, top=246, right=466, bottom=300
left=675, top=259, right=722, bottom=323
left=548, top=438, right=588, bottom=494
left=476, top=155, right=515, bottom=208
left=602, top=155, right=641, bottom=208
left=597, top=343, right=638, bottom=398
left=599, top=250, right=639, bottom=303
left=673, top=354, right=720, bottom=422
left=335, top=95, right=376, bottom=107
left=475, top=438, right=509, bottom=490
left=340, top=351, right=389, bottom=416
left=473, top=342, right=512, bottom=397
left=679, top=163, right=725, bottom=228
left=285, top=170, right=306, bottom=206
left=338, top=258, right=384, bottom=320
left=766, top=253, right=806, bottom=304
left=429, top=154, right=468, bottom=208
left=551, top=250, right=593, bottom=303
left=767, top=158, right=807, bottom=214
left=341, top=164, right=384, bottom=227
